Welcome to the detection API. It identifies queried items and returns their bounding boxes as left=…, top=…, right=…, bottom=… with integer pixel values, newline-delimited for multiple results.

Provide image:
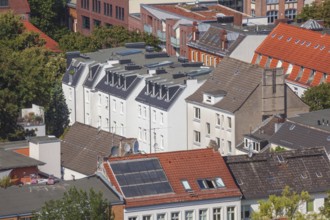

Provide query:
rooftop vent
left=125, top=64, right=142, bottom=70
left=119, top=59, right=132, bottom=64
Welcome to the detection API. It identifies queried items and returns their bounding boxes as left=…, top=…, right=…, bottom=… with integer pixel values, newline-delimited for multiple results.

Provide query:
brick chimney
left=220, top=29, right=228, bottom=50
left=192, top=21, right=199, bottom=41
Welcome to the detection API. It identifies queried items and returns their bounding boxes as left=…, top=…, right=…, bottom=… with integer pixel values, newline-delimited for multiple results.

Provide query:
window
left=143, top=106, right=147, bottom=118
left=120, top=101, right=124, bottom=113
left=106, top=118, right=109, bottom=128
left=143, top=216, right=151, bottom=220
left=182, top=180, right=192, bottom=191
left=267, top=10, right=278, bottom=23
left=213, top=208, right=221, bottom=220
left=216, top=137, right=220, bottom=149
left=98, top=94, right=102, bottom=105
left=105, top=96, right=109, bottom=109
left=197, top=177, right=225, bottom=189
left=194, top=107, right=201, bottom=119
left=138, top=105, right=142, bottom=117
left=227, top=207, right=235, bottom=220
left=228, top=141, right=232, bottom=154
left=92, top=0, right=101, bottom=13
left=206, top=122, right=211, bottom=135
left=104, top=3, right=113, bottom=17
left=94, top=19, right=101, bottom=27
left=285, top=9, right=297, bottom=20
left=81, top=0, right=89, bottom=9
left=157, top=214, right=166, bottom=220
left=221, top=115, right=224, bottom=128
left=160, top=135, right=164, bottom=148
left=171, top=212, right=179, bottom=220
left=216, top=114, right=221, bottom=126
left=251, top=9, right=255, bottom=17
left=82, top=16, right=90, bottom=29
left=185, top=211, right=193, bottom=220
left=199, top=209, right=207, bottom=220
left=138, top=127, right=142, bottom=140
left=227, top=117, right=232, bottom=129
left=128, top=217, right=137, bottom=220
left=85, top=90, right=90, bottom=103
left=241, top=205, right=251, bottom=219
left=194, top=130, right=201, bottom=143
left=69, top=88, right=72, bottom=100
left=267, top=0, right=279, bottom=4
left=115, top=6, right=125, bottom=21
left=144, top=129, right=147, bottom=141
left=306, top=200, right=314, bottom=212
left=113, top=99, right=116, bottom=111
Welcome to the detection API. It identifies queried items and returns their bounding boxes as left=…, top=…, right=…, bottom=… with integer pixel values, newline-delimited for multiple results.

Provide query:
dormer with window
left=197, top=177, right=225, bottom=189
left=203, top=90, right=227, bottom=105
left=243, top=134, right=269, bottom=153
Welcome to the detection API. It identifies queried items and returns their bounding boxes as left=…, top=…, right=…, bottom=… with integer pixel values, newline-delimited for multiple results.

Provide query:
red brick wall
left=179, top=24, right=193, bottom=58
left=188, top=47, right=222, bottom=67
left=112, top=204, right=124, bottom=220
left=128, top=15, right=142, bottom=32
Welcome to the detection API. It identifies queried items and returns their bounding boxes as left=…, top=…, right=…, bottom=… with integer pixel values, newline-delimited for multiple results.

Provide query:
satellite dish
left=110, top=146, right=119, bottom=157
left=124, top=143, right=131, bottom=153
left=133, top=140, right=139, bottom=153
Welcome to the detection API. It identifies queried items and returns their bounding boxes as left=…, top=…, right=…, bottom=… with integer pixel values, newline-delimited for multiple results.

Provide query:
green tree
left=45, top=83, right=70, bottom=137
left=33, top=187, right=114, bottom=220
left=252, top=186, right=311, bottom=220
left=302, top=83, right=330, bottom=111
left=298, top=0, right=330, bottom=27
left=0, top=176, right=11, bottom=188
left=320, top=191, right=330, bottom=218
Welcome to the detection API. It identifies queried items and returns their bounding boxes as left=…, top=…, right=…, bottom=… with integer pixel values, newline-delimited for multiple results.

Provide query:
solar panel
left=110, top=158, right=173, bottom=198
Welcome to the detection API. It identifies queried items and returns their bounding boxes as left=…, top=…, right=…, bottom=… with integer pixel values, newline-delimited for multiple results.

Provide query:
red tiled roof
left=255, top=23, right=330, bottom=75
left=269, top=58, right=279, bottom=68
left=281, top=61, right=290, bottom=73
left=22, top=20, right=61, bottom=52
left=259, top=55, right=267, bottom=67
left=299, top=68, right=312, bottom=84
left=287, top=65, right=300, bottom=81
left=251, top=53, right=258, bottom=64
left=104, top=148, right=241, bottom=208
left=310, top=71, right=323, bottom=86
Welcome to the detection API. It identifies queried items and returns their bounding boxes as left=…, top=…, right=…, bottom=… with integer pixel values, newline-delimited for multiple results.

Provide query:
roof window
left=314, top=44, right=320, bottom=49
left=278, top=35, right=283, bottom=40
left=181, top=180, right=192, bottom=191
left=326, top=135, right=330, bottom=142
left=289, top=124, right=295, bottom=130
left=320, top=45, right=325, bottom=50
left=295, top=39, right=300, bottom=44
left=276, top=155, right=285, bottom=163
left=301, top=171, right=308, bottom=179
left=271, top=33, right=277, bottom=38
left=316, top=171, right=323, bottom=178
left=300, top=40, right=306, bottom=45
left=197, top=177, right=225, bottom=189
left=306, top=42, right=311, bottom=47
left=287, top=37, right=292, bottom=42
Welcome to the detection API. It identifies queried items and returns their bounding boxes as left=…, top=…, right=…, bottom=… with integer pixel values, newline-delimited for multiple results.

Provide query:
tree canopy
left=298, top=0, right=330, bottom=27
left=33, top=187, right=114, bottom=220
left=302, top=83, right=330, bottom=111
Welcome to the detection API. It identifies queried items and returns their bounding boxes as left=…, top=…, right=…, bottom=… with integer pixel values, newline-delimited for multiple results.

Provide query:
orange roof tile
left=259, top=55, right=267, bottom=67
left=251, top=53, right=258, bottom=64
left=269, top=58, right=279, bottom=68
left=310, top=71, right=323, bottom=86
left=22, top=20, right=61, bottom=52
left=255, top=23, right=330, bottom=75
left=299, top=68, right=312, bottom=84
left=104, top=148, right=241, bottom=208
left=287, top=65, right=300, bottom=81
left=281, top=61, right=289, bottom=72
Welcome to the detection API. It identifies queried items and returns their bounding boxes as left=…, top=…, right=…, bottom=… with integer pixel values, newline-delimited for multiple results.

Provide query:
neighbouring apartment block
left=252, top=23, right=330, bottom=97
left=0, top=0, right=30, bottom=20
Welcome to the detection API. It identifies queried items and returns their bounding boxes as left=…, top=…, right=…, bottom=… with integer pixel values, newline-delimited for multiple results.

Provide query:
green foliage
left=252, top=186, right=311, bottom=220
left=59, top=26, right=161, bottom=53
left=0, top=176, right=11, bottom=188
left=302, top=83, right=330, bottom=111
left=272, top=146, right=286, bottom=152
left=320, top=191, right=330, bottom=218
left=45, top=83, right=70, bottom=137
left=33, top=187, right=113, bottom=220
left=298, top=0, right=330, bottom=27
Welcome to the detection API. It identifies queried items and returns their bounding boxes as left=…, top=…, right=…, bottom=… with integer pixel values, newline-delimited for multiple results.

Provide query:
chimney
left=192, top=21, right=199, bottom=41
left=106, top=72, right=110, bottom=85
left=220, top=29, right=228, bottom=50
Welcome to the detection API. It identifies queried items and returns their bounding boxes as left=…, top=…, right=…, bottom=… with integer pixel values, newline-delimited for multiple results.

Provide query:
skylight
left=278, top=35, right=283, bottom=40
left=182, top=180, right=192, bottom=191
left=289, top=124, right=296, bottom=130
left=320, top=45, right=325, bottom=50
left=197, top=177, right=225, bottom=189
left=271, top=33, right=277, bottom=38
left=316, top=171, right=323, bottom=178
left=300, top=40, right=306, bottom=45
left=314, top=44, right=320, bottom=49
left=287, top=37, right=292, bottom=42
left=295, top=39, right=300, bottom=44
left=306, top=42, right=311, bottom=47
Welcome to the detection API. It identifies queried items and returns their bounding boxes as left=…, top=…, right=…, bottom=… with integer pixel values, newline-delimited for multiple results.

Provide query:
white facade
left=187, top=102, right=236, bottom=156
left=286, top=81, right=308, bottom=98
left=62, top=167, right=87, bottom=181
left=125, top=197, right=241, bottom=220
left=29, top=138, right=61, bottom=178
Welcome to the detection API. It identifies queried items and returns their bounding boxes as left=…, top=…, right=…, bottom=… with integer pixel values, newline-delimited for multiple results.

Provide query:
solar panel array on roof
left=110, top=158, right=173, bottom=198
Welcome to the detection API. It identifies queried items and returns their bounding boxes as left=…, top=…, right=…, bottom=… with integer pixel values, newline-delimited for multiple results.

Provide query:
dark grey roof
left=269, top=121, right=330, bottom=152
left=29, top=136, right=60, bottom=144
left=0, top=174, right=123, bottom=217
left=62, top=62, right=86, bottom=87
left=61, top=122, right=136, bottom=175
left=83, top=63, right=102, bottom=89
left=0, top=150, right=45, bottom=170
left=95, top=74, right=142, bottom=100
left=135, top=86, right=184, bottom=111
left=187, top=26, right=245, bottom=56
left=288, top=109, right=330, bottom=132
left=0, top=140, right=28, bottom=150
left=225, top=147, right=330, bottom=200
left=186, top=57, right=264, bottom=113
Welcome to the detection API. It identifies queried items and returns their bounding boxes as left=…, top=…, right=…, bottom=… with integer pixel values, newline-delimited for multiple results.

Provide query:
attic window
left=314, top=44, right=320, bottom=49
left=295, top=39, right=300, bottom=44
left=197, top=177, right=225, bottom=189
left=320, top=45, right=325, bottom=50
left=316, top=171, right=323, bottom=178
left=182, top=180, right=192, bottom=191
left=278, top=35, right=283, bottom=40
left=271, top=33, right=276, bottom=38
left=287, top=37, right=292, bottom=42
left=306, top=42, right=311, bottom=47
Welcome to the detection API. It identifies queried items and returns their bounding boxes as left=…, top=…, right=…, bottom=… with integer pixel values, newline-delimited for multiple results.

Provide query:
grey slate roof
left=288, top=109, right=330, bottom=133
left=0, top=174, right=123, bottom=217
left=61, top=122, right=136, bottom=175
left=0, top=150, right=45, bottom=170
left=187, top=25, right=245, bottom=56
left=269, top=121, right=330, bottom=152
left=62, top=62, right=86, bottom=87
left=83, top=63, right=102, bottom=89
left=225, top=147, right=330, bottom=200
left=186, top=57, right=264, bottom=113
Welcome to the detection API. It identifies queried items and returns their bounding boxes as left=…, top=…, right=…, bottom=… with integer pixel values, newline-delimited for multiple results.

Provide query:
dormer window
left=197, top=177, right=225, bottom=189
left=203, top=90, right=226, bottom=105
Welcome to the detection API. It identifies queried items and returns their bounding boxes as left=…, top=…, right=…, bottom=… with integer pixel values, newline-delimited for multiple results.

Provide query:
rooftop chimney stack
left=192, top=21, right=199, bottom=41
left=220, top=29, right=228, bottom=50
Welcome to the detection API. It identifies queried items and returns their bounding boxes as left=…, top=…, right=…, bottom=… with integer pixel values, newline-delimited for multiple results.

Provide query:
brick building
left=0, top=0, right=30, bottom=20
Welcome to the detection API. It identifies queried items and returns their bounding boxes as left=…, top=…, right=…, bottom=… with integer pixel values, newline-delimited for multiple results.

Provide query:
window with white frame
left=105, top=96, right=109, bottom=109
left=181, top=180, right=192, bottom=191
left=216, top=137, right=220, bottom=149
left=128, top=217, right=137, bottom=220
left=85, top=90, right=90, bottom=103
left=153, top=132, right=157, bottom=144
left=221, top=115, right=224, bottom=127
left=194, top=107, right=201, bottom=120
left=216, top=113, right=221, bottom=126
left=160, top=112, right=164, bottom=124
left=106, top=118, right=109, bottom=128
left=153, top=109, right=156, bottom=122
left=191, top=51, right=195, bottom=62
left=267, top=10, right=278, bottom=23
left=157, top=213, right=166, bottom=220
left=143, top=216, right=151, bottom=220
left=160, top=135, right=164, bottom=148
left=113, top=99, right=116, bottom=111
left=228, top=141, right=232, bottom=154
left=206, top=122, right=210, bottom=135
left=121, top=123, right=124, bottom=135
left=227, top=207, right=235, bottom=220
left=185, top=211, right=194, bottom=220
left=241, top=205, right=251, bottom=219
left=120, top=101, right=124, bottom=113
left=227, top=117, right=232, bottom=129
left=138, top=105, right=142, bottom=117
left=285, top=9, right=297, bottom=20
left=138, top=127, right=142, bottom=140
left=144, top=129, right=147, bottom=141
left=171, top=212, right=179, bottom=220
left=213, top=208, right=221, bottom=220
left=251, top=9, right=255, bottom=17
left=199, top=209, right=207, bottom=220
left=194, top=130, right=201, bottom=143
left=143, top=106, right=147, bottom=118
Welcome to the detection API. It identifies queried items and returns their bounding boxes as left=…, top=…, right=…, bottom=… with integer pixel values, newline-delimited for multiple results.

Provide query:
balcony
left=144, top=24, right=152, bottom=34
left=157, top=30, right=166, bottom=42
left=170, top=36, right=180, bottom=48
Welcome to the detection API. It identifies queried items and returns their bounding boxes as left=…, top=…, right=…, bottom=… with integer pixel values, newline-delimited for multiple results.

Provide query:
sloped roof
left=61, top=122, right=136, bottom=175
left=186, top=57, right=264, bottom=113
left=255, top=23, right=330, bottom=75
left=0, top=150, right=45, bottom=170
left=0, top=174, right=123, bottom=217
left=22, top=20, right=61, bottom=52
left=104, top=148, right=241, bottom=208
left=225, top=147, right=330, bottom=199
left=301, top=19, right=323, bottom=31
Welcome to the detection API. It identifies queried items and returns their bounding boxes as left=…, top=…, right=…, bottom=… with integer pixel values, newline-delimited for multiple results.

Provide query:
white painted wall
left=62, top=167, right=87, bottom=180
left=286, top=81, right=307, bottom=98
left=125, top=197, right=241, bottom=220
left=29, top=139, right=61, bottom=178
